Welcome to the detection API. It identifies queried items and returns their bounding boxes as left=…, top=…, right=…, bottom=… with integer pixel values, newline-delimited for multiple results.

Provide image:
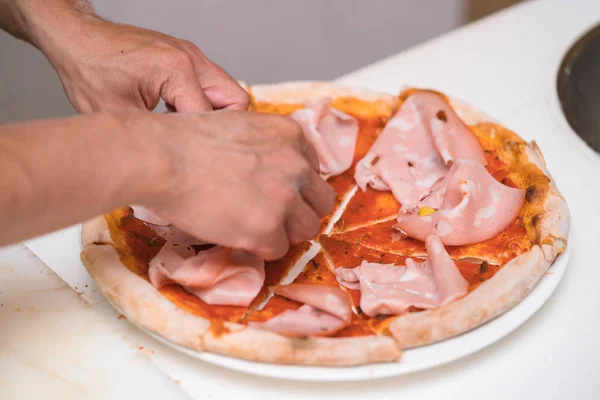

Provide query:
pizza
left=79, top=81, right=570, bottom=367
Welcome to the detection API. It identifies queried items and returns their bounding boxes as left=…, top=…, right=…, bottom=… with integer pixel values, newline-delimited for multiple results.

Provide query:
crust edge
left=80, top=243, right=210, bottom=351
left=250, top=80, right=396, bottom=104
left=386, top=129, right=570, bottom=348
left=80, top=217, right=403, bottom=366
left=202, top=323, right=402, bottom=366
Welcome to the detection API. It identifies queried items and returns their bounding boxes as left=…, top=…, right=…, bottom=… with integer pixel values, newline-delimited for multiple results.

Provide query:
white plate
left=130, top=238, right=571, bottom=382
left=26, top=220, right=571, bottom=382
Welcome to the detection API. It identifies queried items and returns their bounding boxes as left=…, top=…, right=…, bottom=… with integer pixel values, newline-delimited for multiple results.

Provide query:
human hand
left=138, top=111, right=336, bottom=260
left=36, top=12, right=249, bottom=113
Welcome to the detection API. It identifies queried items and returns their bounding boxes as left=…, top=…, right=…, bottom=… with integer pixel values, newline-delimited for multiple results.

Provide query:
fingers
left=251, top=225, right=290, bottom=261
left=271, top=114, right=321, bottom=173
left=297, top=131, right=321, bottom=173
left=238, top=202, right=291, bottom=261
left=299, top=169, right=337, bottom=218
left=161, top=40, right=249, bottom=112
left=201, top=72, right=250, bottom=111
left=160, top=63, right=213, bottom=113
left=184, top=45, right=250, bottom=111
left=248, top=194, right=321, bottom=260
left=284, top=195, right=322, bottom=244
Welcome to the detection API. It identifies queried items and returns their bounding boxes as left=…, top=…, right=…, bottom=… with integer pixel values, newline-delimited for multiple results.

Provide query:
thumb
left=160, top=67, right=213, bottom=113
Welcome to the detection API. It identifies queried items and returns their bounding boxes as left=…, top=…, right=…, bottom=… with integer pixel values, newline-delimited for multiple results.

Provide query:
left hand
left=37, top=14, right=249, bottom=113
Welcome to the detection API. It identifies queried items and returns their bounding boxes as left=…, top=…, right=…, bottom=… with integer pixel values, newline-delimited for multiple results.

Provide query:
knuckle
left=150, top=39, right=173, bottom=50
left=297, top=158, right=312, bottom=176
left=273, top=114, right=303, bottom=135
left=277, top=185, right=299, bottom=206
left=289, top=152, right=312, bottom=177
left=276, top=147, right=309, bottom=175
left=247, top=205, right=283, bottom=238
left=180, top=39, right=199, bottom=51
left=163, top=48, right=194, bottom=69
left=282, top=146, right=313, bottom=179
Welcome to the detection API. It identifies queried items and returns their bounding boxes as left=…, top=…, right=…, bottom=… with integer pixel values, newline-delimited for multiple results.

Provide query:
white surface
left=2, top=0, right=600, bottom=398
left=0, top=244, right=192, bottom=400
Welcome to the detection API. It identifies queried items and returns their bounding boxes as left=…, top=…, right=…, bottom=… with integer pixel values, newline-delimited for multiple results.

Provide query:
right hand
left=142, top=110, right=336, bottom=260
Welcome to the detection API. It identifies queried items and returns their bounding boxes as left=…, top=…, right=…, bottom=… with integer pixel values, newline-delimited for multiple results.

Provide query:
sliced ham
left=426, top=235, right=470, bottom=303
left=131, top=205, right=209, bottom=248
left=334, top=235, right=468, bottom=317
left=270, top=283, right=353, bottom=322
left=354, top=91, right=486, bottom=211
left=395, top=159, right=526, bottom=246
left=248, top=284, right=353, bottom=336
left=425, top=95, right=487, bottom=166
left=147, top=241, right=196, bottom=288
left=131, top=205, right=170, bottom=226
left=290, top=98, right=359, bottom=180
left=149, top=245, right=265, bottom=307
left=249, top=305, right=346, bottom=337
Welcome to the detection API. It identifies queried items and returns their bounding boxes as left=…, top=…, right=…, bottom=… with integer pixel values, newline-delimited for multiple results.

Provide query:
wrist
left=109, top=112, right=182, bottom=209
left=18, top=1, right=99, bottom=73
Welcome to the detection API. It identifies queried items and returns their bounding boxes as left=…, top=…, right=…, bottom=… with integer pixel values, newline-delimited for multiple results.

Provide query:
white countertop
left=2, top=0, right=600, bottom=398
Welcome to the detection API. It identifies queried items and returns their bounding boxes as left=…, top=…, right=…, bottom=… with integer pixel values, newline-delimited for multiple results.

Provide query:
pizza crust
left=202, top=322, right=401, bottom=366
left=388, top=245, right=548, bottom=347
left=79, top=82, right=570, bottom=366
left=80, top=215, right=112, bottom=248
left=80, top=243, right=210, bottom=351
left=250, top=80, right=396, bottom=104
left=80, top=217, right=402, bottom=366
left=386, top=140, right=570, bottom=348
left=524, top=142, right=570, bottom=256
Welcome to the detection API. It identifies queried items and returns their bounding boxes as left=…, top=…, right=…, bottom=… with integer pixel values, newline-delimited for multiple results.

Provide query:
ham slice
left=147, top=241, right=196, bottom=288
left=334, top=235, right=468, bottom=317
left=131, top=205, right=170, bottom=226
left=248, top=284, right=353, bottom=336
left=270, top=283, right=353, bottom=322
left=249, top=305, right=346, bottom=337
left=148, top=245, right=265, bottom=307
left=395, top=159, right=526, bottom=246
left=354, top=91, right=486, bottom=211
left=131, top=205, right=209, bottom=247
left=290, top=98, right=359, bottom=180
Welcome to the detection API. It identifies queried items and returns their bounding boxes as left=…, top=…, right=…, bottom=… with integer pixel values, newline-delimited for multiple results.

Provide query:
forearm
left=0, top=112, right=171, bottom=245
left=0, top=0, right=97, bottom=60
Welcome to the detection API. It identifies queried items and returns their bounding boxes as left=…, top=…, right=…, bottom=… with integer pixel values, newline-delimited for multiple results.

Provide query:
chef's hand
left=0, top=0, right=248, bottom=113
left=0, top=110, right=335, bottom=259
left=144, top=111, right=335, bottom=260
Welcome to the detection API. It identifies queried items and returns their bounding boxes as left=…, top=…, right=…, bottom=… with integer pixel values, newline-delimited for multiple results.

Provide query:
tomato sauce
left=105, top=207, right=309, bottom=323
